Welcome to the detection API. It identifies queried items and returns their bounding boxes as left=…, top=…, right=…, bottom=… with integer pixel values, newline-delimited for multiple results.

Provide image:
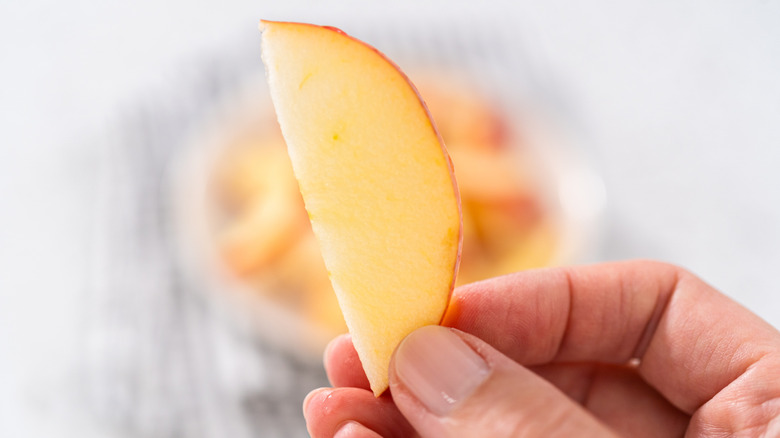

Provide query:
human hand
left=303, top=261, right=780, bottom=437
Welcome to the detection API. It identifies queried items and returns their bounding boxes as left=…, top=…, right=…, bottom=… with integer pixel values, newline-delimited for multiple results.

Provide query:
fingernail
left=394, top=326, right=490, bottom=416
left=334, top=421, right=373, bottom=438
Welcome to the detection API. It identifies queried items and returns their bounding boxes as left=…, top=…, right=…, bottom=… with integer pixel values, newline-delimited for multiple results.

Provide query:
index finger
left=442, top=260, right=780, bottom=414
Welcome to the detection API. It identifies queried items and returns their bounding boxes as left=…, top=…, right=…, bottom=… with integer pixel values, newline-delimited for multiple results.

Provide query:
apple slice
left=259, top=20, right=462, bottom=395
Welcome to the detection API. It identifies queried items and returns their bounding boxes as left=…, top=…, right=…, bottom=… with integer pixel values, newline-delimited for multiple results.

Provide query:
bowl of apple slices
left=173, top=23, right=604, bottom=362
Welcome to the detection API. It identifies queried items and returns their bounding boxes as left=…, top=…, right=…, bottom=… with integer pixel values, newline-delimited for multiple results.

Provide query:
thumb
left=388, top=325, right=617, bottom=438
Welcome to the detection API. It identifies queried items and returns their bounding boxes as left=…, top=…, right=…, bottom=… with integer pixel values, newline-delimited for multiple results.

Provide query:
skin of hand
left=303, top=261, right=780, bottom=438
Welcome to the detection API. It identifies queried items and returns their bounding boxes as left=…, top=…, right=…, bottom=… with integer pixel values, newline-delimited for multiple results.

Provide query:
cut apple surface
left=259, top=20, right=462, bottom=395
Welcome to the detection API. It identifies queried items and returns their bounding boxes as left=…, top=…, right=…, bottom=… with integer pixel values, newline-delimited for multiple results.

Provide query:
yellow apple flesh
left=259, top=20, right=462, bottom=395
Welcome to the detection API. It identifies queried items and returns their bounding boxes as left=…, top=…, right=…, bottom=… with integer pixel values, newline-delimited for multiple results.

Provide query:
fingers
left=303, top=387, right=416, bottom=438
left=686, top=353, right=780, bottom=436
left=319, top=261, right=780, bottom=436
left=388, top=325, right=618, bottom=437
left=442, top=260, right=780, bottom=413
left=324, top=334, right=371, bottom=389
left=324, top=333, right=690, bottom=437
left=441, top=261, right=678, bottom=365
left=640, top=271, right=780, bottom=415
left=331, top=422, right=382, bottom=438
left=530, top=363, right=689, bottom=437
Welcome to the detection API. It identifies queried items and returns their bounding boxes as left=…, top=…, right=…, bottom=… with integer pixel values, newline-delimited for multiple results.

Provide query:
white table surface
left=1, top=1, right=779, bottom=436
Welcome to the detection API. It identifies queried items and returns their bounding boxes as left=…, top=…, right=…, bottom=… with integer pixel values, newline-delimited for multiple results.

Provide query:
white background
left=1, top=1, right=779, bottom=436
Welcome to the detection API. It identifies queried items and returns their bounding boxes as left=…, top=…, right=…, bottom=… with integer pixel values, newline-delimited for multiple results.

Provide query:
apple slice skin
left=259, top=20, right=462, bottom=396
